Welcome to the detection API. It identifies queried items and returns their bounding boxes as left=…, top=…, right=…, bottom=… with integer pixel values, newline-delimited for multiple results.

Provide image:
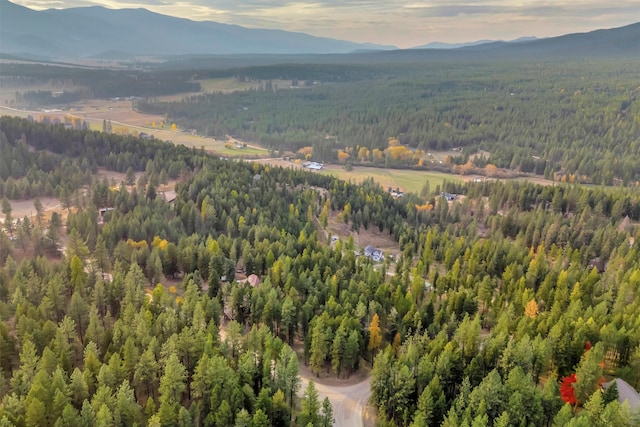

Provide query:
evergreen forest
left=0, top=117, right=640, bottom=426
left=136, top=60, right=640, bottom=185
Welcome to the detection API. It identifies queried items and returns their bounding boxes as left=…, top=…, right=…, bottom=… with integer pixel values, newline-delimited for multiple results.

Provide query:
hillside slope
left=0, top=0, right=395, bottom=57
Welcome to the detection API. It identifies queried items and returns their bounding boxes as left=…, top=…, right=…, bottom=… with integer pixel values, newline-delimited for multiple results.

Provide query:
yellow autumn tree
left=387, top=137, right=401, bottom=147
left=358, top=146, right=370, bottom=161
left=342, top=202, right=351, bottom=224
left=298, top=146, right=313, bottom=159
left=525, top=299, right=539, bottom=319
left=415, top=203, right=434, bottom=212
left=337, top=150, right=350, bottom=163
left=413, top=149, right=425, bottom=160
left=458, top=160, right=475, bottom=175
left=151, top=236, right=168, bottom=250
left=206, top=237, right=220, bottom=255
left=368, top=313, right=382, bottom=352
left=485, top=164, right=498, bottom=177
left=319, top=199, right=330, bottom=227
left=126, top=239, right=148, bottom=249
left=201, top=198, right=208, bottom=220
left=384, top=145, right=412, bottom=161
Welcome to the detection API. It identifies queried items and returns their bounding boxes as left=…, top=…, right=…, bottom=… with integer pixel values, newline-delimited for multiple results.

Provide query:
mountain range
left=379, top=22, right=640, bottom=62
left=412, top=37, right=538, bottom=50
left=1, top=0, right=639, bottom=60
left=0, top=0, right=395, bottom=57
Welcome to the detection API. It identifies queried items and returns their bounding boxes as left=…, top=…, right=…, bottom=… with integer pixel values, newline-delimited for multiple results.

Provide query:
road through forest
left=298, top=367, right=373, bottom=427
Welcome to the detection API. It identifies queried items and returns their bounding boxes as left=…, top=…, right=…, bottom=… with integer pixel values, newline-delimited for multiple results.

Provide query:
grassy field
left=321, top=166, right=463, bottom=194
left=198, top=78, right=304, bottom=93
left=198, top=78, right=260, bottom=93
left=0, top=102, right=269, bottom=157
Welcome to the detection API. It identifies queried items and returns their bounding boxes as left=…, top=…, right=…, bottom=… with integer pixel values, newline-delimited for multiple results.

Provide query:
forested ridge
left=138, top=59, right=640, bottom=185
left=1, top=118, right=640, bottom=426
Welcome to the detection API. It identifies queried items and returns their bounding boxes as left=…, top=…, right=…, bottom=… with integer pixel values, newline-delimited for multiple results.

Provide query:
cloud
left=11, top=0, right=640, bottom=47
left=411, top=5, right=508, bottom=17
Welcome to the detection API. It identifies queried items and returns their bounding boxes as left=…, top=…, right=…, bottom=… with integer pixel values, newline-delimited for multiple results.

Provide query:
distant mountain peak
left=0, top=0, right=396, bottom=57
left=412, top=36, right=539, bottom=50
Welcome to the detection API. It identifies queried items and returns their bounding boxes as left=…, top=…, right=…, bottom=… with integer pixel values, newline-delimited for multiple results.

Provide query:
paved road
left=299, top=373, right=372, bottom=427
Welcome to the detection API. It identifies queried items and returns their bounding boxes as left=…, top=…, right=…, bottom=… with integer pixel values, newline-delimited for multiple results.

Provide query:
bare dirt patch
left=297, top=362, right=370, bottom=387
left=1, top=197, right=60, bottom=220
left=94, top=168, right=180, bottom=192
left=327, top=211, right=400, bottom=257
left=514, top=175, right=555, bottom=186
left=95, top=169, right=128, bottom=185
left=298, top=362, right=373, bottom=427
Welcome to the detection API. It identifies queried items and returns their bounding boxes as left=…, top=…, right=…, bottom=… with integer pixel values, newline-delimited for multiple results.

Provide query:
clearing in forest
left=321, top=165, right=463, bottom=194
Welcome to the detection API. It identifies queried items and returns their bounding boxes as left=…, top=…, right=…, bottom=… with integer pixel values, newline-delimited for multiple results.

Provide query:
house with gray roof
left=602, top=378, right=640, bottom=411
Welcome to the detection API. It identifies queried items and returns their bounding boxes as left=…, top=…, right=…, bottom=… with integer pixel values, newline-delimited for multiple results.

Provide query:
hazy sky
left=11, top=0, right=640, bottom=48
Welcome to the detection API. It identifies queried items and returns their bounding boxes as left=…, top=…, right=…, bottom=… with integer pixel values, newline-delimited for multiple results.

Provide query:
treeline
left=139, top=59, right=640, bottom=185
left=2, top=119, right=640, bottom=425
left=16, top=90, right=86, bottom=106
left=0, top=116, right=198, bottom=199
left=1, top=64, right=199, bottom=100
left=201, top=63, right=404, bottom=83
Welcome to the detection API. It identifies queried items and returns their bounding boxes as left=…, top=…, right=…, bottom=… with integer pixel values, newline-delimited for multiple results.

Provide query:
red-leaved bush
left=560, top=373, right=577, bottom=405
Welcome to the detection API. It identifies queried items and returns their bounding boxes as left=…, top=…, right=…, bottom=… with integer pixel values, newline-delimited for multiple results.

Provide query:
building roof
left=247, top=274, right=261, bottom=288
left=603, top=378, right=640, bottom=410
left=163, top=190, right=177, bottom=203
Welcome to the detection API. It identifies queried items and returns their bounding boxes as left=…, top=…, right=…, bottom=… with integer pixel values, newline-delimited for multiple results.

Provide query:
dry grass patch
left=321, top=165, right=462, bottom=194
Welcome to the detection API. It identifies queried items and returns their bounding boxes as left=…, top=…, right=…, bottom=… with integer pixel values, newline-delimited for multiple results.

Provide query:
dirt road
left=218, top=319, right=374, bottom=426
left=299, top=369, right=373, bottom=427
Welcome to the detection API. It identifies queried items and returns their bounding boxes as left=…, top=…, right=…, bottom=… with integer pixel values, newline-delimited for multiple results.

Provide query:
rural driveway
left=299, top=368, right=373, bottom=427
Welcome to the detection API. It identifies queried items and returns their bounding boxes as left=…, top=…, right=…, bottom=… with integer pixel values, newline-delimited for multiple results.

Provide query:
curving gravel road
left=299, top=373, right=372, bottom=427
